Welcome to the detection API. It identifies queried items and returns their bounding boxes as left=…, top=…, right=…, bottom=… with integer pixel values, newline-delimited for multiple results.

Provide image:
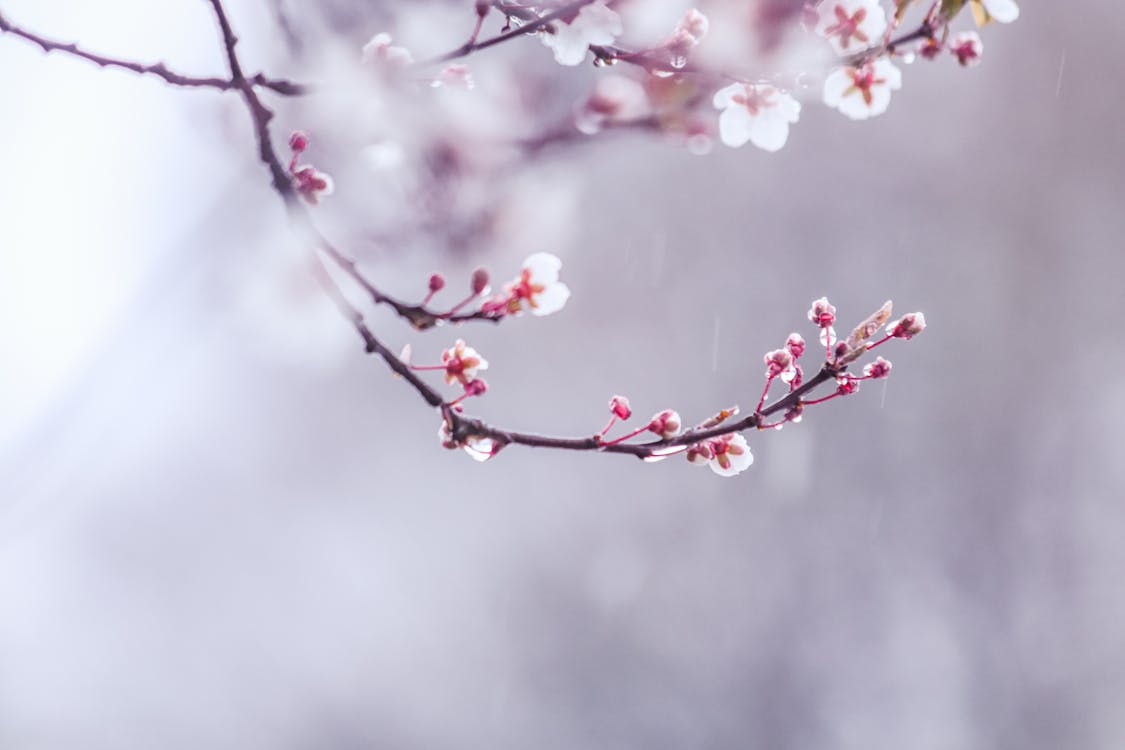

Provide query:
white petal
left=823, top=68, right=852, bottom=109
left=523, top=252, right=562, bottom=285
left=747, top=105, right=797, bottom=152
left=531, top=282, right=571, bottom=316
left=712, top=82, right=744, bottom=109
left=717, top=105, right=754, bottom=148
left=874, top=58, right=903, bottom=90
left=982, top=0, right=1019, bottom=22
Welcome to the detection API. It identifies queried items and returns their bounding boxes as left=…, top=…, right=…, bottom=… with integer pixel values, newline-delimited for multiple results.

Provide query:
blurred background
left=2, top=0, right=1123, bottom=748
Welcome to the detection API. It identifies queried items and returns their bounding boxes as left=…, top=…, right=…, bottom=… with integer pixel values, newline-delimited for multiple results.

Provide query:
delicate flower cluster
left=287, top=131, right=334, bottom=205
left=355, top=0, right=1018, bottom=156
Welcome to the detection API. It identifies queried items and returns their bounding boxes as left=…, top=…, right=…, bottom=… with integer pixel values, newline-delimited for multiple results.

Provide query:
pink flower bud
left=887, top=312, right=926, bottom=339
left=835, top=375, right=860, bottom=396
left=764, top=348, right=793, bottom=378
left=288, top=131, right=309, bottom=153
left=470, top=267, right=490, bottom=296
left=686, top=443, right=713, bottom=465
left=863, top=356, right=892, bottom=379
left=648, top=409, right=682, bottom=439
left=475, top=0, right=490, bottom=17
left=609, top=395, right=632, bottom=420
left=463, top=378, right=488, bottom=397
left=428, top=273, right=446, bottom=293
left=808, top=296, right=837, bottom=328
left=786, top=333, right=806, bottom=359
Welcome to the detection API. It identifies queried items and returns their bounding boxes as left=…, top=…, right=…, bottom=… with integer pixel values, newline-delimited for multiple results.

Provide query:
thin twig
left=0, top=9, right=307, bottom=95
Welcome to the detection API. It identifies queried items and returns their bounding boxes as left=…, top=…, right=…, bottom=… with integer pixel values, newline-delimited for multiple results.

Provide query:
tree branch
left=0, top=8, right=307, bottom=95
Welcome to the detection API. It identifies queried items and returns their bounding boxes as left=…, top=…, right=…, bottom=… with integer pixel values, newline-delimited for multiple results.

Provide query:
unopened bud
left=288, top=131, right=309, bottom=153
left=648, top=409, right=682, bottom=439
left=609, top=395, right=632, bottom=420
left=428, top=273, right=446, bottom=293
left=463, top=378, right=488, bottom=397
left=470, top=267, right=490, bottom=295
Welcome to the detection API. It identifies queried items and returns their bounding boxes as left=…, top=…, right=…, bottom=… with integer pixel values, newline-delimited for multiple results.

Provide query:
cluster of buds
left=287, top=131, right=334, bottom=205
left=422, top=295, right=923, bottom=477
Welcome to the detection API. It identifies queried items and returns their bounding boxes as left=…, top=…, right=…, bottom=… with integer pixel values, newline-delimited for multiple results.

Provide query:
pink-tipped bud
left=289, top=131, right=309, bottom=153
left=428, top=273, right=446, bottom=293
left=470, top=267, right=490, bottom=296
left=648, top=409, right=682, bottom=439
left=863, top=356, right=892, bottom=379
left=887, top=312, right=926, bottom=340
left=463, top=378, right=488, bottom=397
left=764, top=348, right=793, bottom=378
left=609, top=395, right=632, bottom=420
left=786, top=333, right=806, bottom=359
left=808, top=297, right=837, bottom=328
left=686, top=443, right=713, bottom=465
left=475, top=0, right=490, bottom=17
left=835, top=375, right=860, bottom=396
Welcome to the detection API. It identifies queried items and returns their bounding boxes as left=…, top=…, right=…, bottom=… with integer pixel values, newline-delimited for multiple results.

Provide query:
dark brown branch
left=0, top=8, right=307, bottom=95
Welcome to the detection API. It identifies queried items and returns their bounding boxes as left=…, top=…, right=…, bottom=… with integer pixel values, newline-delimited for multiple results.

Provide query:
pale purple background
left=1, top=1, right=1123, bottom=748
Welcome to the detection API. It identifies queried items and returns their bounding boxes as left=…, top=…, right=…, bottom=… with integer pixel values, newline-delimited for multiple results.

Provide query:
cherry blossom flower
left=823, top=59, right=903, bottom=121
left=815, top=0, right=887, bottom=55
left=362, top=32, right=414, bottom=67
left=500, top=253, right=572, bottom=316
left=886, top=312, right=926, bottom=339
left=975, top=0, right=1019, bottom=24
left=950, top=31, right=983, bottom=67
left=541, top=1, right=623, bottom=66
left=441, top=339, right=488, bottom=386
left=687, top=433, right=754, bottom=477
left=712, top=83, right=800, bottom=152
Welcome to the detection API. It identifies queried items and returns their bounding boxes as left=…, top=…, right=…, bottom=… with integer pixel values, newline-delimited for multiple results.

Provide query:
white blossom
left=823, top=59, right=903, bottom=120
left=712, top=83, right=800, bottom=152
